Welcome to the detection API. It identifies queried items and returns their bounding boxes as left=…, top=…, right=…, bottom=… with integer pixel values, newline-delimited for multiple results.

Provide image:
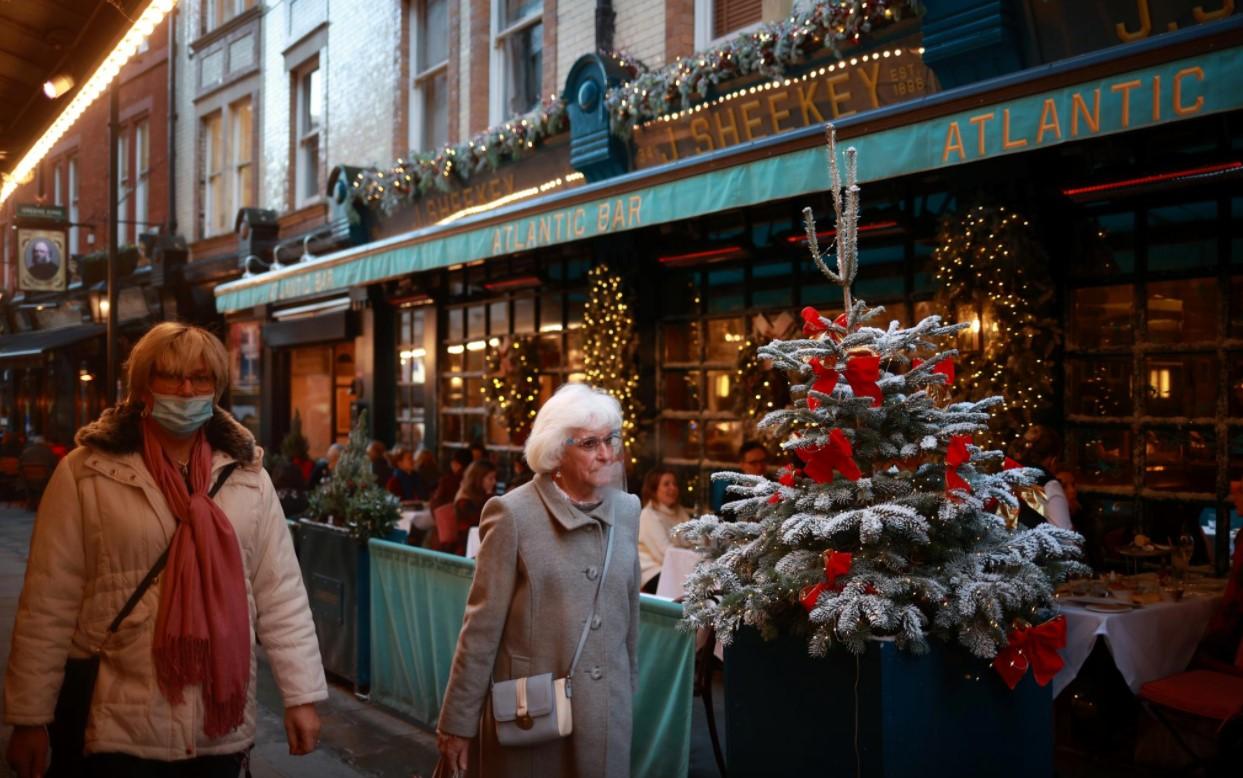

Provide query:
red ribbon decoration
left=778, top=466, right=799, bottom=487
left=800, top=550, right=854, bottom=612
left=912, top=357, right=956, bottom=385
left=945, top=434, right=973, bottom=495
left=801, top=307, right=848, bottom=340
left=1003, top=457, right=1023, bottom=470
left=799, top=429, right=862, bottom=483
left=844, top=354, right=883, bottom=407
left=807, top=358, right=838, bottom=411
left=992, top=616, right=1067, bottom=690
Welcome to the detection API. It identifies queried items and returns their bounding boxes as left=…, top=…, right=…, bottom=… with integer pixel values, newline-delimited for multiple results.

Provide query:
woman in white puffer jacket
left=5, top=323, right=326, bottom=778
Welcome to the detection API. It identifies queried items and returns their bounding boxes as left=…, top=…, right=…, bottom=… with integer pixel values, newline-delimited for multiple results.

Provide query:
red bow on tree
left=945, top=434, right=973, bottom=495
left=801, top=307, right=848, bottom=340
left=992, top=616, right=1067, bottom=690
left=807, top=358, right=837, bottom=411
left=844, top=354, right=883, bottom=407
left=800, top=550, right=854, bottom=612
left=1003, top=457, right=1023, bottom=470
left=768, top=465, right=801, bottom=504
left=799, top=429, right=861, bottom=483
left=912, top=357, right=956, bottom=385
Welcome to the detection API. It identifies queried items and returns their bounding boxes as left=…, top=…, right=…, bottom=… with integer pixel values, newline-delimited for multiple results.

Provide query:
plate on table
left=1084, top=602, right=1135, bottom=613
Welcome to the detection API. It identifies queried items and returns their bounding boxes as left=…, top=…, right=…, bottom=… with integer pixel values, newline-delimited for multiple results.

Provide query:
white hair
left=524, top=383, right=623, bottom=474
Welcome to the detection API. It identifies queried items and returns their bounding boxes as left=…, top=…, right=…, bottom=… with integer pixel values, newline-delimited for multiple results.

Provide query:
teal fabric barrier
left=368, top=540, right=694, bottom=778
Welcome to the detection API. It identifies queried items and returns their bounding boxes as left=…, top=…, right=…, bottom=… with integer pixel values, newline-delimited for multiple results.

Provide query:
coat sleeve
left=249, top=468, right=328, bottom=707
left=437, top=497, right=518, bottom=738
left=628, top=498, right=641, bottom=696
left=4, top=457, right=87, bottom=725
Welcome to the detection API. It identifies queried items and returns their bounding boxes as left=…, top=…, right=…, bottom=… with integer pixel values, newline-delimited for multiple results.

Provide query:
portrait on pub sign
left=18, top=229, right=66, bottom=292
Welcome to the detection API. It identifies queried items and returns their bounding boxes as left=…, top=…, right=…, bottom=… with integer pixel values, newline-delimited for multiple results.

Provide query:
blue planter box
left=724, top=627, right=1052, bottom=777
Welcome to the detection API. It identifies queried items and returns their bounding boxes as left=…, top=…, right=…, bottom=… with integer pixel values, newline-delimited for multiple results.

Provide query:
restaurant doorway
left=288, top=341, right=355, bottom=459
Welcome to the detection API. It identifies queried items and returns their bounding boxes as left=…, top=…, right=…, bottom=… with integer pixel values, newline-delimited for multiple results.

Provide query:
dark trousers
left=82, top=750, right=247, bottom=778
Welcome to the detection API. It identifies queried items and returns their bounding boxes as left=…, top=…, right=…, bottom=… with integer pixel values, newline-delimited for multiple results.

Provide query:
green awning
left=215, top=42, right=1243, bottom=313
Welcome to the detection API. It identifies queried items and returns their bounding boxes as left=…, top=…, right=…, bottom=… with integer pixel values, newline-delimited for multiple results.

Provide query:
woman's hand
left=6, top=725, right=48, bottom=778
left=284, top=703, right=321, bottom=755
left=437, top=730, right=471, bottom=774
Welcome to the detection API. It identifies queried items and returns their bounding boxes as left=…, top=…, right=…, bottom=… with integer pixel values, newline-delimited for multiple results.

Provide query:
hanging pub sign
left=631, top=42, right=938, bottom=170
left=15, top=203, right=69, bottom=293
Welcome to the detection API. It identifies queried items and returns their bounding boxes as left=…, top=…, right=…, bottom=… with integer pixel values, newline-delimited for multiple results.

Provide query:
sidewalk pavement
left=0, top=506, right=440, bottom=778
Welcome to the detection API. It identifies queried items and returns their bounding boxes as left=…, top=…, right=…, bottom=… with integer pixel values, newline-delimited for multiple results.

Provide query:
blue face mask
left=149, top=392, right=215, bottom=437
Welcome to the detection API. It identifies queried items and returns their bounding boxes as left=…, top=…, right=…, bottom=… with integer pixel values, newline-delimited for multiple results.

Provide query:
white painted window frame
left=410, top=0, right=450, bottom=153
left=489, top=0, right=542, bottom=126
left=294, top=56, right=323, bottom=207
left=117, top=125, right=131, bottom=245
left=202, top=111, right=226, bottom=238
left=228, top=99, right=253, bottom=219
left=67, top=155, right=79, bottom=253
left=135, top=120, right=150, bottom=238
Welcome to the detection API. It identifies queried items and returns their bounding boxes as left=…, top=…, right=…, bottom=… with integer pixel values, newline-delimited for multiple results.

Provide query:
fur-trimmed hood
left=74, top=401, right=257, bottom=464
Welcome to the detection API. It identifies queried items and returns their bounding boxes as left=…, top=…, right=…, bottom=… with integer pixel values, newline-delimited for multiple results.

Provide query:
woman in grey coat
left=437, top=383, right=641, bottom=778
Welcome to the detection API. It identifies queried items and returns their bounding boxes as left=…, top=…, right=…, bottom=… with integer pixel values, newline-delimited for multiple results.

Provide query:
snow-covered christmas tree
left=676, top=127, right=1089, bottom=666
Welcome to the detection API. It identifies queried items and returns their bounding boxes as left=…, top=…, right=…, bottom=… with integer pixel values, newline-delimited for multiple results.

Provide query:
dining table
left=1053, top=589, right=1223, bottom=698
left=654, top=546, right=703, bottom=601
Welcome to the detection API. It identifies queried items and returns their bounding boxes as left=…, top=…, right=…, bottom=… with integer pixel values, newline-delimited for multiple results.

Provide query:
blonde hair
left=125, top=322, right=230, bottom=403
left=523, top=383, right=623, bottom=474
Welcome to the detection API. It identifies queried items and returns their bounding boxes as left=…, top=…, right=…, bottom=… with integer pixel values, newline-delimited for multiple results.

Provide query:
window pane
left=661, top=419, right=701, bottom=460
left=442, top=375, right=464, bottom=407
left=705, top=420, right=743, bottom=463
left=301, top=138, right=319, bottom=201
left=565, top=329, right=583, bottom=369
left=1145, top=427, right=1215, bottom=493
left=421, top=71, right=449, bottom=150
left=446, top=307, right=464, bottom=341
left=1147, top=278, right=1217, bottom=344
left=705, top=318, right=745, bottom=364
left=465, top=378, right=483, bottom=407
left=706, top=267, right=744, bottom=315
left=503, top=22, right=542, bottom=117
left=1066, top=357, right=1132, bottom=417
left=302, top=67, right=322, bottom=131
left=661, top=270, right=699, bottom=317
left=538, top=334, right=562, bottom=369
left=1069, top=285, right=1133, bottom=348
left=467, top=304, right=486, bottom=339
left=1229, top=353, right=1243, bottom=416
left=1075, top=211, right=1136, bottom=276
left=751, top=260, right=793, bottom=308
left=489, top=300, right=509, bottom=335
left=464, top=346, right=485, bottom=372
left=663, top=371, right=701, bottom=412
left=1070, top=427, right=1131, bottom=487
left=1147, top=201, right=1219, bottom=272
left=1230, top=277, right=1243, bottom=338
left=418, top=0, right=449, bottom=69
left=540, top=292, right=562, bottom=331
left=513, top=296, right=535, bottom=333
left=1144, top=355, right=1216, bottom=418
left=441, top=413, right=463, bottom=442
left=705, top=370, right=736, bottom=413
left=662, top=321, right=698, bottom=363
left=502, top=0, right=541, bottom=26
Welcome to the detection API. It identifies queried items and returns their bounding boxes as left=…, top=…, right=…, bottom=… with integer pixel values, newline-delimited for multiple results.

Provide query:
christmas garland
left=482, top=335, right=541, bottom=444
left=355, top=1, right=919, bottom=214
left=605, top=0, right=921, bottom=136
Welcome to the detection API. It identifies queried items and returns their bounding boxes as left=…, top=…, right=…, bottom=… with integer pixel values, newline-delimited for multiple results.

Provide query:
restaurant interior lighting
left=43, top=75, right=75, bottom=99
left=785, top=220, right=902, bottom=244
left=0, top=0, right=178, bottom=205
left=1061, top=161, right=1243, bottom=198
left=657, top=246, right=746, bottom=266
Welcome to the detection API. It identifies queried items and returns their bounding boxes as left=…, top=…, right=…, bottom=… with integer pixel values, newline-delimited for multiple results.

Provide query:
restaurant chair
left=1138, top=528, right=1243, bottom=773
left=18, top=462, right=52, bottom=511
left=693, top=625, right=727, bottom=777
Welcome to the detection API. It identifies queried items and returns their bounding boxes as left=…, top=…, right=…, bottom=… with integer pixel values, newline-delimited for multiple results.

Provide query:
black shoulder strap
left=103, top=462, right=240, bottom=638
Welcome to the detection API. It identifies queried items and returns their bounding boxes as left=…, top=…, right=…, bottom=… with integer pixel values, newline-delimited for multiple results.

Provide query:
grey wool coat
left=438, top=473, right=641, bottom=778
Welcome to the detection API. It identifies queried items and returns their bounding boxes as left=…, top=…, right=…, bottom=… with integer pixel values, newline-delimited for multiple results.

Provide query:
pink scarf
left=141, top=417, right=250, bottom=737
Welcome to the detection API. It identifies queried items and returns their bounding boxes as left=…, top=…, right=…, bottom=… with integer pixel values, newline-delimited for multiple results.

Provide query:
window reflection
left=1145, top=427, right=1215, bottom=493
left=1070, top=427, right=1131, bottom=486
left=1067, top=357, right=1131, bottom=417
left=1147, top=279, right=1217, bottom=344
left=1071, top=286, right=1133, bottom=348
left=1144, top=355, right=1216, bottom=418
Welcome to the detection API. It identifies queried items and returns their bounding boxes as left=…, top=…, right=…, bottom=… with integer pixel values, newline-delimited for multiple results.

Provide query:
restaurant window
left=491, top=0, right=542, bottom=123
left=696, top=0, right=763, bottom=51
left=1064, top=194, right=1241, bottom=525
left=289, top=341, right=354, bottom=459
left=228, top=321, right=262, bottom=438
left=135, top=119, right=150, bottom=239
left=203, top=0, right=256, bottom=34
left=397, top=303, right=431, bottom=453
left=294, top=59, right=323, bottom=205
left=439, top=256, right=586, bottom=481
left=410, top=0, right=449, bottom=153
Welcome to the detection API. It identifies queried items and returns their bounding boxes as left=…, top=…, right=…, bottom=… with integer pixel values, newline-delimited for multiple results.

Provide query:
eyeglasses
left=151, top=369, right=216, bottom=392
left=565, top=433, right=623, bottom=453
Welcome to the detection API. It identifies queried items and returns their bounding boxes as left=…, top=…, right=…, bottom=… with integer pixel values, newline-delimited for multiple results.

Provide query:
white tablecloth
left=654, top=547, right=702, bottom=601
left=466, top=526, right=481, bottom=559
left=399, top=508, right=432, bottom=534
left=1053, top=594, right=1221, bottom=698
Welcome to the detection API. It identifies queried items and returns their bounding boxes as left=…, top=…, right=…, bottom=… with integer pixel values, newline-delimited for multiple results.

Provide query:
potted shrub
left=675, top=129, right=1089, bottom=777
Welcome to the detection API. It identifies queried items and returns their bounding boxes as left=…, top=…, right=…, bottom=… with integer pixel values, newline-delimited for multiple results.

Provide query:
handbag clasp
left=516, top=713, right=534, bottom=730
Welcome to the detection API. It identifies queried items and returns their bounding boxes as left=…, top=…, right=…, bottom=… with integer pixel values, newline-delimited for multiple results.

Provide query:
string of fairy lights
left=354, top=0, right=919, bottom=213
left=933, top=204, right=1058, bottom=445
left=583, top=265, right=642, bottom=465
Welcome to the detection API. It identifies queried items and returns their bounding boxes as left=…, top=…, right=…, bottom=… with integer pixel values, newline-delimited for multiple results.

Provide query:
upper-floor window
left=118, top=126, right=131, bottom=245
left=294, top=58, right=323, bottom=206
left=410, top=0, right=449, bottom=153
left=52, top=162, right=63, bottom=207
left=135, top=120, right=150, bottom=239
left=491, top=0, right=542, bottom=123
left=695, top=0, right=764, bottom=51
left=203, top=0, right=256, bottom=34
left=200, top=97, right=255, bottom=238
left=67, top=156, right=79, bottom=254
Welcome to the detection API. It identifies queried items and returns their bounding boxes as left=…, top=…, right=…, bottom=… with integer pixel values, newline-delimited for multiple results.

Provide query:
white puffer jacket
left=3, top=404, right=327, bottom=760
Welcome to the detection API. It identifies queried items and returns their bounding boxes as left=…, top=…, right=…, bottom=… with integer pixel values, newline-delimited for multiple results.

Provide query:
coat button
left=590, top=615, right=602, bottom=630
left=585, top=566, right=599, bottom=581
left=589, top=666, right=603, bottom=680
